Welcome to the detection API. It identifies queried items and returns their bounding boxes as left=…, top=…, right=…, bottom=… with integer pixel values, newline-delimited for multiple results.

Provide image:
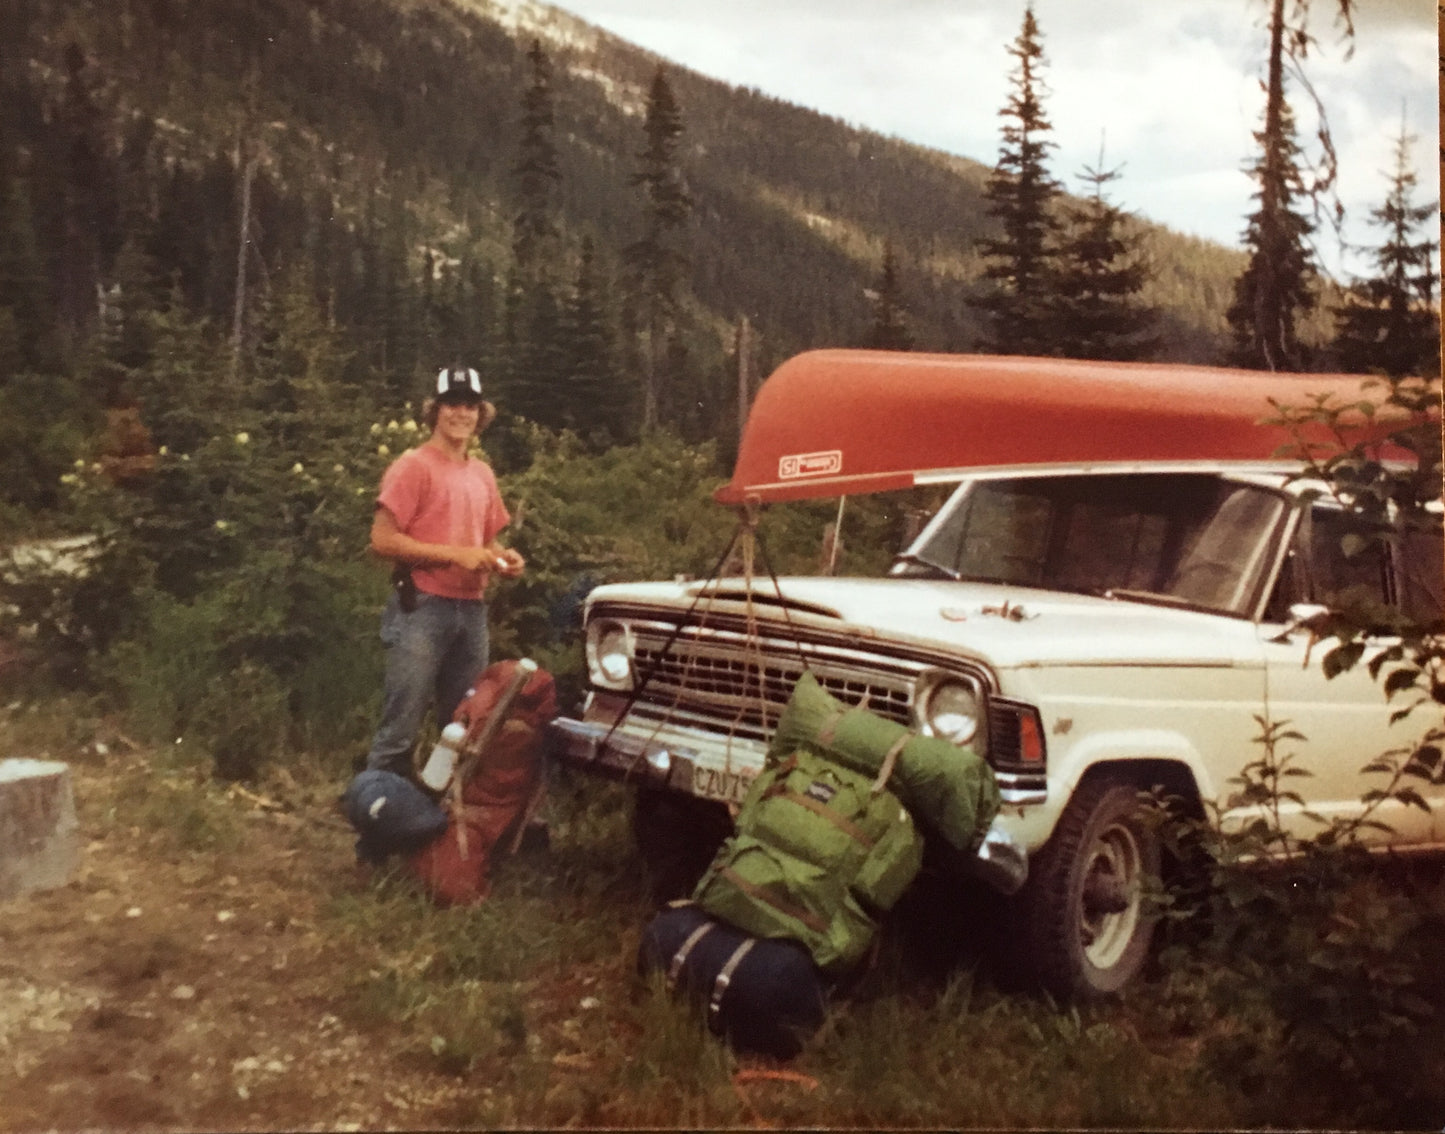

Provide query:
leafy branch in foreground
left=1153, top=367, right=1444, bottom=1127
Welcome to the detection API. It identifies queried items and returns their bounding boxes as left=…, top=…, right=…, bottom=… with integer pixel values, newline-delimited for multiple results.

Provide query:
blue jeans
left=366, top=592, right=490, bottom=777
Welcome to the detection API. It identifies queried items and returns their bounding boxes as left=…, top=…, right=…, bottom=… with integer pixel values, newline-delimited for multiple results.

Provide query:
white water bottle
left=420, top=721, right=466, bottom=792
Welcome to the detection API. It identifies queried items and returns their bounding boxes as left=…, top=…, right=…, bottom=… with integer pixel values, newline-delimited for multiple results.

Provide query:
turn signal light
left=1018, top=711, right=1045, bottom=764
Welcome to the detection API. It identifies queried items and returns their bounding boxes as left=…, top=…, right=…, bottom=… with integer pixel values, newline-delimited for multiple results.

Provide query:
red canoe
left=714, top=350, right=1433, bottom=506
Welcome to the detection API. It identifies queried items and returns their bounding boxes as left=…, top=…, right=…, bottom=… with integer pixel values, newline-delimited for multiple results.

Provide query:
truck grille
left=595, top=601, right=994, bottom=745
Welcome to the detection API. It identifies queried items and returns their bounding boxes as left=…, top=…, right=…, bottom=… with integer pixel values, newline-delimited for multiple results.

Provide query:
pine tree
left=863, top=241, right=914, bottom=351
left=503, top=39, right=566, bottom=424
left=1053, top=157, right=1158, bottom=361
left=519, top=280, right=567, bottom=427
left=625, top=67, right=692, bottom=431
left=1227, top=92, right=1317, bottom=370
left=54, top=42, right=119, bottom=343
left=1227, top=0, right=1354, bottom=371
left=511, top=39, right=562, bottom=272
left=970, top=4, right=1064, bottom=356
left=0, top=175, right=52, bottom=371
left=559, top=238, right=628, bottom=446
left=1331, top=125, right=1440, bottom=377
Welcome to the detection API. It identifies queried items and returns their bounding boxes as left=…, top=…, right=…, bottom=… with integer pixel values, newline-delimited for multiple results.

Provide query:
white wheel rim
left=1078, top=819, right=1143, bottom=971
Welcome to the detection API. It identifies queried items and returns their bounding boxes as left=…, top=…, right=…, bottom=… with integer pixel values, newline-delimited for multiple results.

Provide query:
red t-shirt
left=376, top=443, right=511, bottom=599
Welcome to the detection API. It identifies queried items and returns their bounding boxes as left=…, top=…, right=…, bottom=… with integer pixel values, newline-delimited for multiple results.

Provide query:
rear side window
left=1307, top=507, right=1390, bottom=609
left=1300, top=506, right=1442, bottom=627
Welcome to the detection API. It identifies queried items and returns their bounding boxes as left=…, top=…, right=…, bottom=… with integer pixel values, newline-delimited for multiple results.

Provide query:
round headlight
left=921, top=678, right=982, bottom=745
left=595, top=623, right=633, bottom=686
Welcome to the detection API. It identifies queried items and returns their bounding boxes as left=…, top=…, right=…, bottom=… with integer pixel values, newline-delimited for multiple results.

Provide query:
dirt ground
left=0, top=755, right=490, bottom=1133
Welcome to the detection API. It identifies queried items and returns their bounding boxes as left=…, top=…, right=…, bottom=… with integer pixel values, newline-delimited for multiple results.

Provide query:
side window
left=1307, top=506, right=1389, bottom=609
left=1397, top=523, right=1444, bottom=625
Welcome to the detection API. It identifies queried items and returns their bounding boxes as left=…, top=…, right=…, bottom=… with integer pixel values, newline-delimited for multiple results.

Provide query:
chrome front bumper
left=548, top=715, right=1029, bottom=895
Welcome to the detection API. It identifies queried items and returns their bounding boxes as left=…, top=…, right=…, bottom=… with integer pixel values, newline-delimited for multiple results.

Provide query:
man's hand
left=493, top=547, right=525, bottom=578
left=451, top=546, right=499, bottom=574
left=452, top=545, right=524, bottom=578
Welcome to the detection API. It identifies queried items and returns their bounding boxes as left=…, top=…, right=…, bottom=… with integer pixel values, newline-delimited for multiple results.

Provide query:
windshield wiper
left=891, top=552, right=960, bottom=580
left=1103, top=587, right=1214, bottom=611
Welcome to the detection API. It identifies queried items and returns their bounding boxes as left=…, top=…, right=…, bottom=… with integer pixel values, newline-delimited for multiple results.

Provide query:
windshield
left=894, top=473, right=1288, bottom=617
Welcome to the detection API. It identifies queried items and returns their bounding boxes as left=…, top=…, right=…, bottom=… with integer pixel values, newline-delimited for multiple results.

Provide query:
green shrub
left=1155, top=718, right=1445, bottom=1128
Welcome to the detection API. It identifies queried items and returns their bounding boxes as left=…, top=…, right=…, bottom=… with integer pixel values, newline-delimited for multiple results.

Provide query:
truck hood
left=589, top=575, right=1261, bottom=670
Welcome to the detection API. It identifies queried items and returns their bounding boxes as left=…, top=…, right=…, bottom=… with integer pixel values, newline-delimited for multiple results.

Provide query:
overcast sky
left=547, top=0, right=1439, bottom=282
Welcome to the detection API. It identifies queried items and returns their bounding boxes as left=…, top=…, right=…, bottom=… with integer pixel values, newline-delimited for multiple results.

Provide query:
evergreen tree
left=625, top=67, right=692, bottom=431
left=1331, top=125, right=1440, bottom=377
left=970, top=5, right=1064, bottom=356
left=511, top=39, right=562, bottom=272
left=243, top=264, right=357, bottom=459
left=1053, top=157, right=1158, bottom=361
left=503, top=39, right=566, bottom=423
left=0, top=175, right=52, bottom=371
left=863, top=241, right=914, bottom=351
left=1227, top=91, right=1317, bottom=370
left=519, top=280, right=567, bottom=427
left=1227, top=0, right=1355, bottom=371
left=559, top=238, right=628, bottom=446
left=54, top=42, right=119, bottom=343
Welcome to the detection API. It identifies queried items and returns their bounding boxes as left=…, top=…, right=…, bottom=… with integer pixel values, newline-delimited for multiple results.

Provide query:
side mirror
left=1286, top=601, right=1329, bottom=633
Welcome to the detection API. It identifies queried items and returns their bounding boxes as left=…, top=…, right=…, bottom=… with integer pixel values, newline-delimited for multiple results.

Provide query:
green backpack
left=691, top=746, right=924, bottom=976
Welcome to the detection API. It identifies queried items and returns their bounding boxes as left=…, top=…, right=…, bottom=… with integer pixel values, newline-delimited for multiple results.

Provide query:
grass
left=6, top=693, right=1441, bottom=1129
left=316, top=772, right=1249, bottom=1130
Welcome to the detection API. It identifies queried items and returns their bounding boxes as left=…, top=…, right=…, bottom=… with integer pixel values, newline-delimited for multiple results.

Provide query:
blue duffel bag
left=638, top=902, right=829, bottom=1060
left=343, top=769, right=449, bottom=862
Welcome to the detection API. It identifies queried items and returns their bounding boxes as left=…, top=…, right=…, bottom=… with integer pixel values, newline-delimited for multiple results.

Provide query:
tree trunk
left=0, top=759, right=79, bottom=899
left=735, top=314, right=752, bottom=448
left=231, top=145, right=256, bottom=381
left=1256, top=0, right=1288, bottom=371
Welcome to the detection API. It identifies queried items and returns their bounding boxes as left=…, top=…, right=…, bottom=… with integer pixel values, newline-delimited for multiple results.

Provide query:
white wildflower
left=235, top=432, right=250, bottom=445
left=291, top=462, right=304, bottom=474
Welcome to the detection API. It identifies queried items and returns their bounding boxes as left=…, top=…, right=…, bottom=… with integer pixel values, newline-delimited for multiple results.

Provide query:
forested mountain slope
left=2, top=0, right=1241, bottom=422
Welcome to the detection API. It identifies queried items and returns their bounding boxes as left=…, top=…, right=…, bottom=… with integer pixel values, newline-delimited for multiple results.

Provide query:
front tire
left=631, top=787, right=733, bottom=902
left=1011, top=777, right=1160, bottom=999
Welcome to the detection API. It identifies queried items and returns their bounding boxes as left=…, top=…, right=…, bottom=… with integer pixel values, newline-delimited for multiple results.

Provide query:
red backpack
left=407, top=660, right=557, bottom=904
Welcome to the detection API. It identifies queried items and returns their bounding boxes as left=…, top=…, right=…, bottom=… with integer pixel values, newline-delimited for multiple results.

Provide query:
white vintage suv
left=552, top=460, right=1444, bottom=997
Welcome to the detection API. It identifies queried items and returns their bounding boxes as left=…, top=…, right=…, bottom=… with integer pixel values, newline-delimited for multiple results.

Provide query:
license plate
left=692, top=764, right=756, bottom=806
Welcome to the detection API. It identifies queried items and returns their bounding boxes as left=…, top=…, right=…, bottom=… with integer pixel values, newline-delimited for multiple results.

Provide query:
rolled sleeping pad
left=638, top=902, right=829, bottom=1060
left=768, top=672, right=1000, bottom=853
left=343, top=769, right=448, bottom=862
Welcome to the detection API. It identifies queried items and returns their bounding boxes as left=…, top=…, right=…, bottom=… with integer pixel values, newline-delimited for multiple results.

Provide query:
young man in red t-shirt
left=364, top=367, right=525, bottom=778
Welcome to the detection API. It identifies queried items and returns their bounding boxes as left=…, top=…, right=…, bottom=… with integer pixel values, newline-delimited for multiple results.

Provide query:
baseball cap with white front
left=435, top=367, right=484, bottom=401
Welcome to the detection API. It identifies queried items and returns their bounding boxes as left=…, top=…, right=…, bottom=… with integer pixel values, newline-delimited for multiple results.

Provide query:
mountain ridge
left=5, top=0, right=1244, bottom=402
